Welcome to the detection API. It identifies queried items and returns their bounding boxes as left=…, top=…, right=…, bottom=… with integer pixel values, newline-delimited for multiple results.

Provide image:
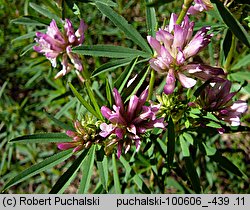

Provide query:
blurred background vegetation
left=0, top=0, right=249, bottom=193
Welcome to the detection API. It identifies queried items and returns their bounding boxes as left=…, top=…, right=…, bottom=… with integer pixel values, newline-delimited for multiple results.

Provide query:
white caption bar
left=0, top=194, right=248, bottom=210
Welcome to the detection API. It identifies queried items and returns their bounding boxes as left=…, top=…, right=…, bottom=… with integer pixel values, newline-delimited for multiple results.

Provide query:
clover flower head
left=58, top=117, right=98, bottom=153
left=100, top=87, right=166, bottom=158
left=34, top=19, right=87, bottom=79
left=198, top=79, right=248, bottom=126
left=147, top=13, right=223, bottom=94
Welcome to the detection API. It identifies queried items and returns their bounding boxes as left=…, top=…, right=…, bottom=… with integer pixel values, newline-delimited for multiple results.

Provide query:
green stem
left=224, top=35, right=236, bottom=72
left=147, top=69, right=156, bottom=101
left=176, top=0, right=194, bottom=25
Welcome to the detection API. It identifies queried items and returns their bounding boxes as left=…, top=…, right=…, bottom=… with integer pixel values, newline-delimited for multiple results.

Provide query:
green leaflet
left=95, top=2, right=152, bottom=53
left=2, top=150, right=73, bottom=191
left=112, top=153, right=121, bottom=193
left=96, top=147, right=109, bottom=192
left=92, top=58, right=132, bottom=77
left=78, top=145, right=96, bottom=193
left=145, top=0, right=157, bottom=37
left=11, top=16, right=48, bottom=26
left=114, top=57, right=139, bottom=93
left=9, top=133, right=72, bottom=144
left=29, top=3, right=61, bottom=24
left=211, top=0, right=250, bottom=47
left=49, top=148, right=90, bottom=193
left=44, top=111, right=75, bottom=131
left=121, top=66, right=150, bottom=102
left=184, top=156, right=201, bottom=193
left=73, top=45, right=151, bottom=58
left=68, top=82, right=101, bottom=119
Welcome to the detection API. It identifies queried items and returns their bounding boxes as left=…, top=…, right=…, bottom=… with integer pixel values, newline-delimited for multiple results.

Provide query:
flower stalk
left=176, top=0, right=194, bottom=25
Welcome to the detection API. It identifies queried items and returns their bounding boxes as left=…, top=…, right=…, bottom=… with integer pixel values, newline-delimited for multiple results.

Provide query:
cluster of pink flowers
left=147, top=13, right=224, bottom=94
left=33, top=1, right=247, bottom=158
left=197, top=80, right=248, bottom=126
left=100, top=87, right=165, bottom=158
left=34, top=19, right=86, bottom=79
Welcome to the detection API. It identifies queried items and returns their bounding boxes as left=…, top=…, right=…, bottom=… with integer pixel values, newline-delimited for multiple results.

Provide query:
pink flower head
left=100, top=87, right=166, bottom=158
left=57, top=119, right=97, bottom=153
left=34, top=19, right=87, bottom=78
left=187, top=0, right=213, bottom=15
left=147, top=13, right=222, bottom=94
left=198, top=79, right=248, bottom=126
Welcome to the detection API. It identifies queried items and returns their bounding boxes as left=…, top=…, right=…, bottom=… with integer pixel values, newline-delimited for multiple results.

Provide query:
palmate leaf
left=211, top=0, right=250, bottom=47
left=2, top=150, right=73, bottom=191
left=9, top=133, right=72, bottom=144
left=95, top=2, right=152, bottom=53
left=49, top=148, right=90, bottom=193
left=73, top=45, right=151, bottom=58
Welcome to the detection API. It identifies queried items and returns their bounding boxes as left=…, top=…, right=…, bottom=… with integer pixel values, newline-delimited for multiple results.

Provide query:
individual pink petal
left=101, top=106, right=113, bottom=120
left=113, top=88, right=125, bottom=113
left=173, top=25, right=185, bottom=50
left=64, top=19, right=76, bottom=43
left=168, top=13, right=178, bottom=32
left=115, top=127, right=124, bottom=139
left=156, top=29, right=173, bottom=52
left=73, top=145, right=83, bottom=152
left=57, top=142, right=76, bottom=150
left=117, top=142, right=123, bottom=158
left=124, top=143, right=131, bottom=154
left=135, top=139, right=141, bottom=152
left=164, top=69, right=176, bottom=94
left=176, top=48, right=185, bottom=65
left=99, top=123, right=114, bottom=137
left=66, top=130, right=76, bottom=137
left=75, top=19, right=87, bottom=45
left=127, top=95, right=139, bottom=121
left=147, top=36, right=161, bottom=55
left=177, top=72, right=196, bottom=88
left=127, top=124, right=137, bottom=135
left=230, top=101, right=248, bottom=113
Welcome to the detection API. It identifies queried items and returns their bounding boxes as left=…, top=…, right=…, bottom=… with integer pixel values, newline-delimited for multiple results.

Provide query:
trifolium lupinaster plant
left=3, top=0, right=249, bottom=193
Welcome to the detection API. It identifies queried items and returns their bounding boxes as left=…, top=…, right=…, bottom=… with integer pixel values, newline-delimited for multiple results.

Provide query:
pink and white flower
left=198, top=79, right=248, bottom=126
left=34, top=19, right=87, bottom=78
left=57, top=119, right=97, bottom=153
left=147, top=13, right=224, bottom=94
left=100, top=87, right=165, bottom=158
